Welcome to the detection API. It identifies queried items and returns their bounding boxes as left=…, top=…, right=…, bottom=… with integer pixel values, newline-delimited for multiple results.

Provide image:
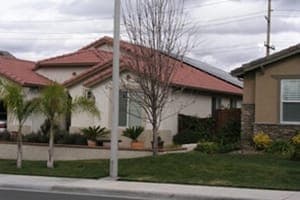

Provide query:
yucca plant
left=81, top=126, right=109, bottom=141
left=123, top=126, right=144, bottom=142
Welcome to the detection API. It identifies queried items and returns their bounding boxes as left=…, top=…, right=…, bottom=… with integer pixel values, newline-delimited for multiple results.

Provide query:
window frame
left=118, top=90, right=142, bottom=128
left=280, top=79, right=300, bottom=124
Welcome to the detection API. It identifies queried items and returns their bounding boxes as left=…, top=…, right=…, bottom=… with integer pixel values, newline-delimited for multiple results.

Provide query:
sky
left=0, top=0, right=299, bottom=72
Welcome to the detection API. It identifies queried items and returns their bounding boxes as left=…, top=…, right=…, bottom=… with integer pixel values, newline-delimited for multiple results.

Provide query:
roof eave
left=171, top=83, right=242, bottom=96
left=231, top=46, right=300, bottom=78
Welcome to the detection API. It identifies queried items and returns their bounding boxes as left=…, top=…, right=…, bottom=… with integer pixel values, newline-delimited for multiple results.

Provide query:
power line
left=0, top=17, right=113, bottom=24
left=193, top=11, right=264, bottom=23
left=185, top=0, right=232, bottom=9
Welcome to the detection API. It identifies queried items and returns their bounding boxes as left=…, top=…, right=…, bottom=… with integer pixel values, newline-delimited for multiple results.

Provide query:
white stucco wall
left=36, top=66, right=88, bottom=83
left=68, top=80, right=112, bottom=131
left=7, top=87, right=46, bottom=134
left=69, top=75, right=212, bottom=135
left=154, top=91, right=212, bottom=136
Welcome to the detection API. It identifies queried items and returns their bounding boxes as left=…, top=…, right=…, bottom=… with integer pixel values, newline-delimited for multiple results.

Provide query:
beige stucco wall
left=36, top=66, right=88, bottom=83
left=243, top=55, right=300, bottom=124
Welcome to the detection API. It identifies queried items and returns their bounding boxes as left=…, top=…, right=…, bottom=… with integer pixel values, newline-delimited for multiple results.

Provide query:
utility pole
left=265, top=0, right=274, bottom=56
left=110, top=0, right=121, bottom=179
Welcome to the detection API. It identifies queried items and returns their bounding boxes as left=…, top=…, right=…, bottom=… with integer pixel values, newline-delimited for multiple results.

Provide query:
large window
left=119, top=90, right=142, bottom=127
left=281, top=79, right=300, bottom=124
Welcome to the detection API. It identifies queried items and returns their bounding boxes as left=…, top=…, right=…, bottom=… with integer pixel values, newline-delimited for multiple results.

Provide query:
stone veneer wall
left=254, top=123, right=300, bottom=140
left=241, top=104, right=255, bottom=149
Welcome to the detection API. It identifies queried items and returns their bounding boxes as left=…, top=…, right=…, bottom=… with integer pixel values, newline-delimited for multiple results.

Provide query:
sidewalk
left=0, top=174, right=299, bottom=200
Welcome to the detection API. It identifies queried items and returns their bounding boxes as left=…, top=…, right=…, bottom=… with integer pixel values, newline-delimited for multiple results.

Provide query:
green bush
left=217, top=120, right=241, bottom=145
left=292, top=144, right=300, bottom=161
left=56, top=132, right=87, bottom=145
left=195, top=142, right=219, bottom=154
left=0, top=131, right=11, bottom=141
left=218, top=142, right=241, bottom=153
left=23, top=132, right=48, bottom=143
left=173, top=130, right=202, bottom=144
left=24, top=130, right=87, bottom=145
left=266, top=140, right=295, bottom=157
left=174, top=115, right=215, bottom=144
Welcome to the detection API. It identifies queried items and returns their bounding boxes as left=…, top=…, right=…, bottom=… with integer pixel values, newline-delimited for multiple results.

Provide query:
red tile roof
left=63, top=56, right=113, bottom=87
left=172, top=62, right=243, bottom=95
left=78, top=56, right=242, bottom=95
left=0, top=56, right=51, bottom=86
left=71, top=36, right=242, bottom=95
left=35, top=48, right=111, bottom=69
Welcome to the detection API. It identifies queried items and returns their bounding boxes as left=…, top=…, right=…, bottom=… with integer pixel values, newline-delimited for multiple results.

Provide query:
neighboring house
left=231, top=44, right=300, bottom=148
left=35, top=36, right=243, bottom=147
left=0, top=53, right=51, bottom=134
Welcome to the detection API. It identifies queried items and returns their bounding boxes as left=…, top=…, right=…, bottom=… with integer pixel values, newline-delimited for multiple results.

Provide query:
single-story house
left=1, top=37, right=243, bottom=147
left=34, top=36, right=243, bottom=147
left=231, top=44, right=300, bottom=148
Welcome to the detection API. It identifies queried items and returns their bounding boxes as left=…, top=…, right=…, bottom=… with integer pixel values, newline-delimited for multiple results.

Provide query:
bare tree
left=122, top=0, right=195, bottom=156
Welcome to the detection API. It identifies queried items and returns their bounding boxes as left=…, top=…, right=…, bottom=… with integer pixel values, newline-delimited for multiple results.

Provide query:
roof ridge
left=37, top=49, right=97, bottom=64
left=79, top=36, right=113, bottom=51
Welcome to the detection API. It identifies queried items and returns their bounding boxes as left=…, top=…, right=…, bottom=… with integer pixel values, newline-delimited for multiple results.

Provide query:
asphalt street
left=0, top=189, right=147, bottom=200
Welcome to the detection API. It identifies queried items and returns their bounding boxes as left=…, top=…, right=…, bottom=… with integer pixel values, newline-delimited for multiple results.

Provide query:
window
left=230, top=98, right=237, bottom=109
left=281, top=79, right=300, bottom=123
left=119, top=90, right=142, bottom=127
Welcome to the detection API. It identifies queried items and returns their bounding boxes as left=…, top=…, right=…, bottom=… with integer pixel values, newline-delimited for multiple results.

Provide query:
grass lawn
left=0, top=152, right=299, bottom=190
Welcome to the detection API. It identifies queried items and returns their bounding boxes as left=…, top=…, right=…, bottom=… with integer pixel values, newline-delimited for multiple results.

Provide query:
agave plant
left=123, top=126, right=144, bottom=142
left=81, top=126, right=109, bottom=141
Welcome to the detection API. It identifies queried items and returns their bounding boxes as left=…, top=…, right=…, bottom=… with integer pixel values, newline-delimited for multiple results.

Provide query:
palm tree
left=0, top=81, right=38, bottom=168
left=37, top=83, right=99, bottom=168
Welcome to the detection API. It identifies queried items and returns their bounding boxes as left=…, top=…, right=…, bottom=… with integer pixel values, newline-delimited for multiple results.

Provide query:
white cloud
left=0, top=0, right=298, bottom=72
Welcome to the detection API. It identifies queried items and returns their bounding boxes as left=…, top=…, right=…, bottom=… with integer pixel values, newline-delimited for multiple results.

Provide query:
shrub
left=253, top=132, right=272, bottom=150
left=123, top=126, right=144, bottom=141
left=217, top=120, right=241, bottom=145
left=0, top=131, right=11, bottom=141
left=291, top=133, right=300, bottom=145
left=218, top=142, right=241, bottom=153
left=266, top=140, right=295, bottom=157
left=56, top=132, right=87, bottom=145
left=173, top=130, right=202, bottom=144
left=292, top=144, right=300, bottom=161
left=195, top=142, right=219, bottom=154
left=24, top=130, right=87, bottom=145
left=23, top=132, right=48, bottom=143
left=176, top=115, right=215, bottom=143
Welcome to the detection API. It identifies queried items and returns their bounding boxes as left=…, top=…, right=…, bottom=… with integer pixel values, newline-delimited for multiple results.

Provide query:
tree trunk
left=152, top=125, right=159, bottom=156
left=16, top=125, right=23, bottom=169
left=47, top=122, right=54, bottom=168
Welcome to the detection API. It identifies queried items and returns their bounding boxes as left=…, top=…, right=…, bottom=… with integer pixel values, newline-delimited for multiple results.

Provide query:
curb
left=0, top=174, right=298, bottom=200
left=0, top=183, right=251, bottom=200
